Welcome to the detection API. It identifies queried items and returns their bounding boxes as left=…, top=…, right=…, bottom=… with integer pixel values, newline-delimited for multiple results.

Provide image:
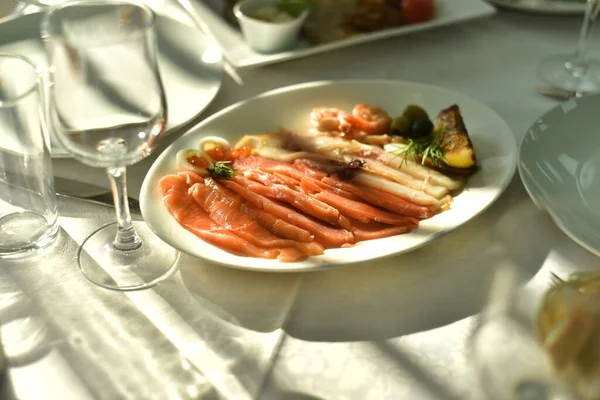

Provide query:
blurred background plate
left=487, top=0, right=586, bottom=15
left=185, top=0, right=496, bottom=68
left=0, top=12, right=224, bottom=158
left=519, top=94, right=600, bottom=256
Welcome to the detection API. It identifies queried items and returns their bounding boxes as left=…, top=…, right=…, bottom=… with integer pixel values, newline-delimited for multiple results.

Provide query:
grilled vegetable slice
left=433, top=104, right=477, bottom=175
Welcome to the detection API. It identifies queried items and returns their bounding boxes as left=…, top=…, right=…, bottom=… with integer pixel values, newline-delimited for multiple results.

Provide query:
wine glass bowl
left=468, top=267, right=557, bottom=400
left=42, top=0, right=167, bottom=167
left=42, top=0, right=180, bottom=291
left=536, top=272, right=600, bottom=400
left=538, top=0, right=600, bottom=93
left=539, top=56, right=600, bottom=93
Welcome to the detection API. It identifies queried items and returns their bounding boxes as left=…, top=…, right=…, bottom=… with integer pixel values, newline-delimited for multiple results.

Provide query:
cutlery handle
left=56, top=192, right=142, bottom=214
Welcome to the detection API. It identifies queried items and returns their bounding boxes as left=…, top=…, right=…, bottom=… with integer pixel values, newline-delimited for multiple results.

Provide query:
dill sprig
left=390, top=129, right=447, bottom=168
left=206, top=161, right=236, bottom=180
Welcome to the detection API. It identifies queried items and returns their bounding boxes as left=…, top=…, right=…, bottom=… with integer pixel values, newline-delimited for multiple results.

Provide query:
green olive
left=391, top=115, right=411, bottom=136
left=402, top=105, right=429, bottom=123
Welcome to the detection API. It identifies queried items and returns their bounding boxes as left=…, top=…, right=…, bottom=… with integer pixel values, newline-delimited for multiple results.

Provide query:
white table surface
left=2, top=1, right=600, bottom=399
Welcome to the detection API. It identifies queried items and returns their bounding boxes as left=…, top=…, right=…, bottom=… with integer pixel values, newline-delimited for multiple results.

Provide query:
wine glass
left=468, top=266, right=585, bottom=400
left=15, top=0, right=66, bottom=7
left=41, top=0, right=181, bottom=291
left=538, top=0, right=600, bottom=94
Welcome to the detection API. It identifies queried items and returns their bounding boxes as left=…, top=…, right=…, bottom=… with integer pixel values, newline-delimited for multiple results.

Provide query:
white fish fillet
left=239, top=132, right=464, bottom=202
left=383, top=144, right=465, bottom=190
left=353, top=172, right=445, bottom=209
left=352, top=156, right=449, bottom=199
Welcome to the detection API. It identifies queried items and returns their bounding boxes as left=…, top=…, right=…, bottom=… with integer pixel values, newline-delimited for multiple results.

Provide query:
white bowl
left=519, top=94, right=600, bottom=256
left=233, top=0, right=308, bottom=53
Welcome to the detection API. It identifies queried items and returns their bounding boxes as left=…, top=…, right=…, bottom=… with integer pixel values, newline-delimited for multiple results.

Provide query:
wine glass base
left=78, top=221, right=181, bottom=291
left=539, top=54, right=600, bottom=93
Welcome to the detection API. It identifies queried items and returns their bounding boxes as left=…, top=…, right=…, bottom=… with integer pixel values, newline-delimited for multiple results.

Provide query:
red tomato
left=401, top=0, right=436, bottom=24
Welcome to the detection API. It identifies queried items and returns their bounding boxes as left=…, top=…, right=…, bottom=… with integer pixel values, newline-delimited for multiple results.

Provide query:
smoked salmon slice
left=311, top=188, right=420, bottom=227
left=189, top=178, right=323, bottom=258
left=291, top=159, right=329, bottom=179
left=233, top=156, right=306, bottom=181
left=321, top=176, right=434, bottom=219
left=239, top=203, right=315, bottom=243
left=220, top=179, right=355, bottom=248
left=346, top=217, right=415, bottom=242
left=178, top=171, right=204, bottom=186
left=232, top=175, right=342, bottom=226
left=272, top=172, right=301, bottom=189
left=158, top=174, right=280, bottom=259
left=299, top=175, right=363, bottom=201
left=189, top=179, right=296, bottom=249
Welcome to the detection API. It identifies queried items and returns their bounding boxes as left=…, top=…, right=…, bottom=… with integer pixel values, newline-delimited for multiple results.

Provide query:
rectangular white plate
left=487, top=0, right=585, bottom=15
left=185, top=0, right=496, bottom=68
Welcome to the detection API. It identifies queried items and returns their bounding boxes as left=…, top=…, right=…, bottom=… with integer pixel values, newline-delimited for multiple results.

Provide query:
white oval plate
left=141, top=80, right=517, bottom=272
left=0, top=12, right=224, bottom=158
left=520, top=94, right=600, bottom=256
left=487, top=0, right=586, bottom=15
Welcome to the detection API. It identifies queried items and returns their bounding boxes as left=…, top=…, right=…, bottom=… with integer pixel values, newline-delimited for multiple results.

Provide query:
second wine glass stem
left=107, top=166, right=142, bottom=251
left=569, top=0, right=600, bottom=76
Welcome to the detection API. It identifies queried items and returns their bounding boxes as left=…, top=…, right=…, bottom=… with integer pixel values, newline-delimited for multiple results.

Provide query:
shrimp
left=344, top=104, right=391, bottom=135
left=310, top=108, right=352, bottom=133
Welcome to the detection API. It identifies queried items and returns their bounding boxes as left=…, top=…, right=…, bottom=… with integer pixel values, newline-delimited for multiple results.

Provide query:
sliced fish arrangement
left=158, top=103, right=479, bottom=262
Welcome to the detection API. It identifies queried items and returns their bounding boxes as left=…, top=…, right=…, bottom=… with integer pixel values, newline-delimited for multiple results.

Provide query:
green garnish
left=389, top=129, right=447, bottom=168
left=278, top=0, right=317, bottom=17
left=206, top=161, right=236, bottom=180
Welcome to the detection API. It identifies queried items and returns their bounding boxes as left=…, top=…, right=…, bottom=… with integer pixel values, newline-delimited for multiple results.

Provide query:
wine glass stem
left=569, top=0, right=600, bottom=76
left=106, top=166, right=142, bottom=251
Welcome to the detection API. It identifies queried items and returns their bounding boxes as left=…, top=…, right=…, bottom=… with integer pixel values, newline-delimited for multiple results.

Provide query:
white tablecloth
left=3, top=2, right=600, bottom=399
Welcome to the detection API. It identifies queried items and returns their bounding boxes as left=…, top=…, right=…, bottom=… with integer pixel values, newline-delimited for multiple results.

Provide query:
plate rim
left=0, top=11, right=225, bottom=158
left=141, top=78, right=518, bottom=272
left=518, top=94, right=600, bottom=257
left=187, top=0, right=496, bottom=68
left=487, top=0, right=586, bottom=15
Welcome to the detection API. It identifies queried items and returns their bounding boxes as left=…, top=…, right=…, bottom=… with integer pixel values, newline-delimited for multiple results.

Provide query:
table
left=2, top=2, right=600, bottom=399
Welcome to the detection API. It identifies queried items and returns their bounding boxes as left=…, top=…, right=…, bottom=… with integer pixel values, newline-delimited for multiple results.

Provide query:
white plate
left=487, top=0, right=586, bottom=15
left=0, top=12, right=224, bottom=157
left=184, top=0, right=495, bottom=68
left=520, top=95, right=600, bottom=257
left=141, top=80, right=517, bottom=272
